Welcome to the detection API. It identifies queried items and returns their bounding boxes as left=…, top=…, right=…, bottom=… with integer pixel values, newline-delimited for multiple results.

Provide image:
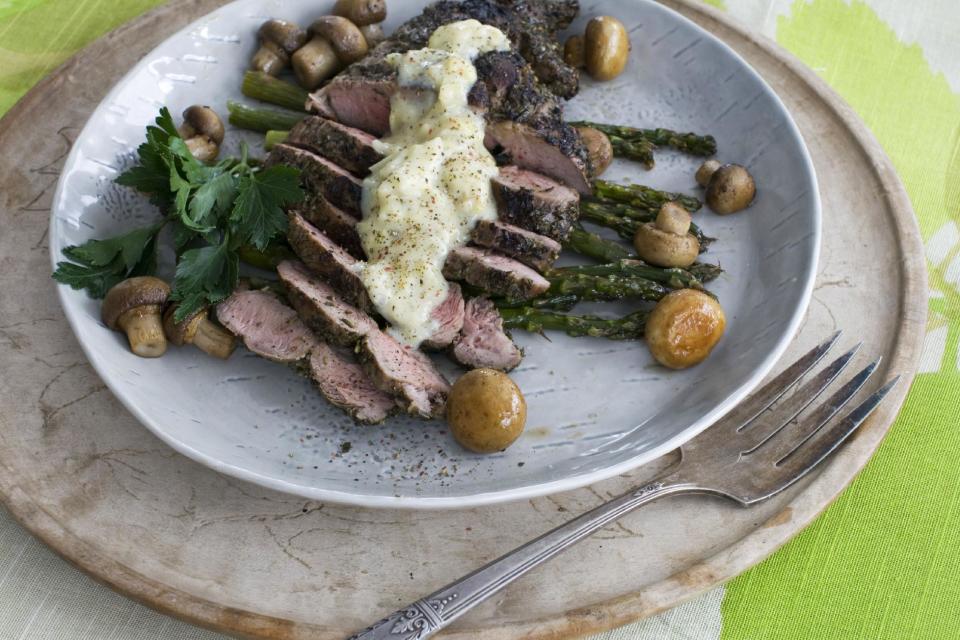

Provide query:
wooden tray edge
left=0, top=1, right=928, bottom=638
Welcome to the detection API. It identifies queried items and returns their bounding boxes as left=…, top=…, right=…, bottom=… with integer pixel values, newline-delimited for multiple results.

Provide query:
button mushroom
left=178, top=106, right=224, bottom=163
left=575, top=126, right=614, bottom=177
left=252, top=19, right=308, bottom=76
left=333, top=0, right=387, bottom=26
left=695, top=159, right=721, bottom=187
left=633, top=202, right=700, bottom=268
left=359, top=23, right=385, bottom=48
left=645, top=289, right=726, bottom=369
left=163, top=304, right=237, bottom=360
left=292, top=30, right=340, bottom=90
left=310, top=16, right=368, bottom=66
left=447, top=369, right=527, bottom=454
left=705, top=163, right=756, bottom=214
left=101, top=277, right=171, bottom=358
left=584, top=16, right=630, bottom=81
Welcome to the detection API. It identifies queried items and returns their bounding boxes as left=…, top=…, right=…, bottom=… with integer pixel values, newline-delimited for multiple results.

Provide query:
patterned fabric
left=0, top=1, right=957, bottom=638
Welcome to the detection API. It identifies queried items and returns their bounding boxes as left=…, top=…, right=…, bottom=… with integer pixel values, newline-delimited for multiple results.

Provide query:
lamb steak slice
left=452, top=296, right=522, bottom=371
left=286, top=116, right=384, bottom=177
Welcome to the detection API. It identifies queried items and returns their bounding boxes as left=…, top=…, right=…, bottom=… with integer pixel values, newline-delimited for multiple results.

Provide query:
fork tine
left=758, top=375, right=900, bottom=500
left=740, top=343, right=861, bottom=453
left=719, top=332, right=842, bottom=435
left=757, top=359, right=880, bottom=463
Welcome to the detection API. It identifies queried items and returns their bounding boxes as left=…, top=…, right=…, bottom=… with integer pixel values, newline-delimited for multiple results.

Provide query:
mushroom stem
left=117, top=305, right=167, bottom=357
left=192, top=318, right=237, bottom=360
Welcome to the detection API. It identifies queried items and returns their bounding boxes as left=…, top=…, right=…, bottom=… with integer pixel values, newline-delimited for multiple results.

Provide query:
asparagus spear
left=608, top=134, right=656, bottom=169
left=242, top=71, right=310, bottom=112
left=563, top=225, right=633, bottom=262
left=264, top=130, right=290, bottom=151
left=571, top=121, right=717, bottom=157
left=237, top=242, right=296, bottom=270
left=496, top=294, right=579, bottom=312
left=548, top=273, right=669, bottom=302
left=227, top=100, right=305, bottom=133
left=550, top=259, right=711, bottom=290
left=579, top=202, right=642, bottom=240
left=687, top=262, right=724, bottom=283
left=580, top=200, right=713, bottom=249
left=593, top=180, right=702, bottom=212
left=499, top=307, right=649, bottom=340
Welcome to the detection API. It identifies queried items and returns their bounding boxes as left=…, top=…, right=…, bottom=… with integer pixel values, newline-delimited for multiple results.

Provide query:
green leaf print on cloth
left=0, top=0, right=164, bottom=113
left=722, top=1, right=960, bottom=639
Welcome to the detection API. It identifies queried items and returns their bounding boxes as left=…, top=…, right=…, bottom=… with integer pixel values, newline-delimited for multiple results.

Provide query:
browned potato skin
left=447, top=369, right=527, bottom=454
left=585, top=16, right=630, bottom=81
left=576, top=126, right=614, bottom=177
left=646, top=290, right=726, bottom=369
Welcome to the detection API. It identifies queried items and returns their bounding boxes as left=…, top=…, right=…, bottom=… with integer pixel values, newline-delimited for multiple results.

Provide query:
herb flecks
left=53, top=108, right=304, bottom=322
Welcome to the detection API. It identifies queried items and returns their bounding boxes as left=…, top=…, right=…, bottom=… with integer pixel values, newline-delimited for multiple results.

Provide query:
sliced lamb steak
left=285, top=116, right=384, bottom=177
left=487, top=122, right=590, bottom=195
left=470, top=219, right=561, bottom=271
left=308, top=343, right=396, bottom=423
left=307, top=1, right=591, bottom=192
left=216, top=290, right=314, bottom=363
left=217, top=288, right=394, bottom=424
left=491, top=165, right=580, bottom=241
left=443, top=245, right=550, bottom=301
left=277, top=260, right=378, bottom=347
left=422, top=283, right=465, bottom=350
left=266, top=144, right=363, bottom=214
left=293, top=194, right=364, bottom=259
left=309, top=0, right=580, bottom=112
left=359, top=330, right=450, bottom=418
left=287, top=211, right=371, bottom=310
left=452, top=296, right=522, bottom=371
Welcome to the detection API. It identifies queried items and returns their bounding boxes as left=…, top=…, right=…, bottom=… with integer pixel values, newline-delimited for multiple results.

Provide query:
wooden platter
left=0, top=1, right=925, bottom=638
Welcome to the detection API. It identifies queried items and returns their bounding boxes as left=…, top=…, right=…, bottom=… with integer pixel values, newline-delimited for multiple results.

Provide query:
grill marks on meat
left=267, top=144, right=363, bottom=214
left=309, top=343, right=396, bottom=423
left=216, top=291, right=315, bottom=363
left=423, top=283, right=465, bottom=350
left=491, top=165, right=580, bottom=241
left=216, top=290, right=394, bottom=423
left=287, top=212, right=371, bottom=310
left=470, top=220, right=561, bottom=271
left=278, top=260, right=377, bottom=346
left=443, top=246, right=550, bottom=301
left=453, top=296, right=522, bottom=371
left=294, top=194, right=365, bottom=259
left=359, top=331, right=450, bottom=418
left=286, top=116, right=384, bottom=177
left=277, top=260, right=452, bottom=418
left=307, top=1, right=591, bottom=192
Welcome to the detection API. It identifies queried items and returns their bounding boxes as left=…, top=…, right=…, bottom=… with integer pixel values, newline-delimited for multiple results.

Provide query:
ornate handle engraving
left=346, top=480, right=688, bottom=640
left=347, top=594, right=457, bottom=640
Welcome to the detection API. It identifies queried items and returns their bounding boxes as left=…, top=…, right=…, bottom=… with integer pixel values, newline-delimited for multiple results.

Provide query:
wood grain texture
left=0, top=1, right=926, bottom=639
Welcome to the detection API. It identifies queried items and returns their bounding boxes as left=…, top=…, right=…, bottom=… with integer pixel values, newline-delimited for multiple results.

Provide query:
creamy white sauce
left=357, top=20, right=510, bottom=346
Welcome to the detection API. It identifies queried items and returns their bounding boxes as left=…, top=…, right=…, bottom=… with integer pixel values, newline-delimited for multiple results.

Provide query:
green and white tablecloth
left=1, top=0, right=957, bottom=638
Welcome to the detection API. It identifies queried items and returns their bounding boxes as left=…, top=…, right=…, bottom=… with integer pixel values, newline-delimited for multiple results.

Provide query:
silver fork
left=348, top=333, right=899, bottom=640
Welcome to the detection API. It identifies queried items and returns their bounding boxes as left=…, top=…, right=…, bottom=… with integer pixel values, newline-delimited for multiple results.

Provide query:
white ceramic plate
left=50, top=0, right=819, bottom=509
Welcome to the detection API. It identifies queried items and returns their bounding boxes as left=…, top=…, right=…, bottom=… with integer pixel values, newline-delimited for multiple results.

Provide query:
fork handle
left=347, top=479, right=693, bottom=640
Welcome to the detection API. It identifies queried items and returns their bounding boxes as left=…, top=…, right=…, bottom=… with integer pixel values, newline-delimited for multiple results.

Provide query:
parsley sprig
left=53, top=108, right=304, bottom=321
